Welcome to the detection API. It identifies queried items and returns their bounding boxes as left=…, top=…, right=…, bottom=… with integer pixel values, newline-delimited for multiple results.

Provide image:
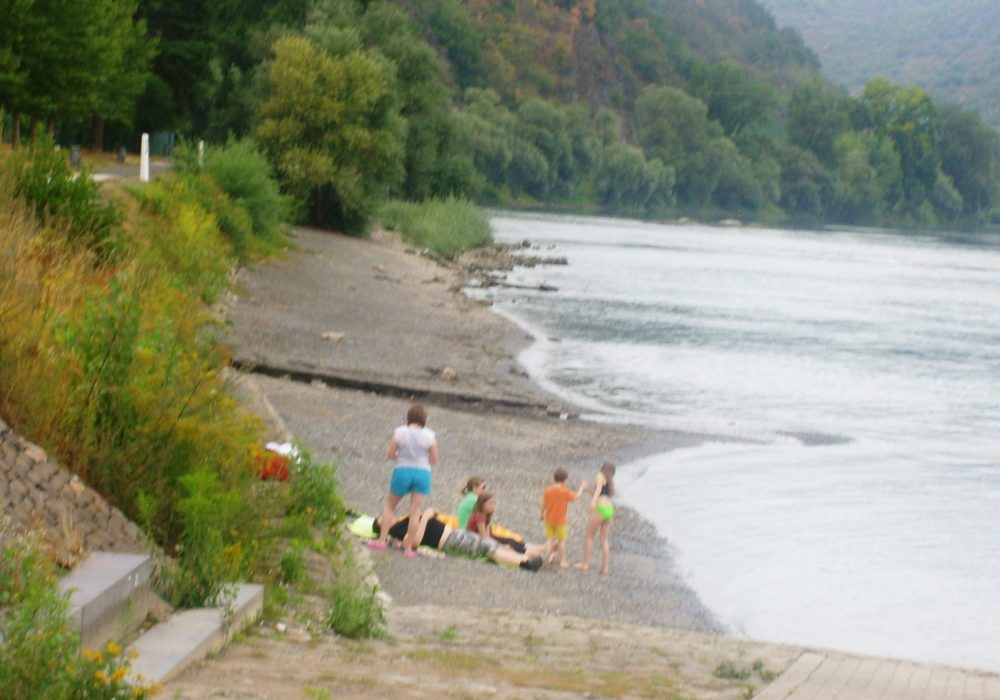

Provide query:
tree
left=786, top=80, right=853, bottom=166
left=255, top=34, right=404, bottom=233
left=90, top=1, right=156, bottom=151
left=860, top=79, right=940, bottom=213
left=687, top=60, right=777, bottom=142
left=635, top=86, right=733, bottom=206
left=937, top=103, right=1000, bottom=223
left=594, top=141, right=674, bottom=213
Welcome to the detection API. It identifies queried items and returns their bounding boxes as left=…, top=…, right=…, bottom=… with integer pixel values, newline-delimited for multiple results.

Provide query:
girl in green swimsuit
left=576, top=462, right=616, bottom=575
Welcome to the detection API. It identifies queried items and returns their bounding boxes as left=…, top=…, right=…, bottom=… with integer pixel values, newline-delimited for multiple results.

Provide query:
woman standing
left=576, top=461, right=616, bottom=575
left=369, top=403, right=438, bottom=558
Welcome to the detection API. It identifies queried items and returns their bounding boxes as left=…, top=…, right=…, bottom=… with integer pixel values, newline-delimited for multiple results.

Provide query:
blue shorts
left=390, top=467, right=432, bottom=497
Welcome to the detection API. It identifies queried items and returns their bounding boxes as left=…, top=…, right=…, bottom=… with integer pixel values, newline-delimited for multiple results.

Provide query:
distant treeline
left=2, top=0, right=998, bottom=229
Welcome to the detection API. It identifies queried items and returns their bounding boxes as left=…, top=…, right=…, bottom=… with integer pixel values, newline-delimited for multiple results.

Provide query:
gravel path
left=227, top=227, right=723, bottom=633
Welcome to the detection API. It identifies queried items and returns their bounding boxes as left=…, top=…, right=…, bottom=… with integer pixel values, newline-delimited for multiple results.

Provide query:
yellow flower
left=112, top=666, right=128, bottom=682
left=82, top=648, right=104, bottom=663
left=95, top=670, right=109, bottom=684
left=106, top=641, right=122, bottom=656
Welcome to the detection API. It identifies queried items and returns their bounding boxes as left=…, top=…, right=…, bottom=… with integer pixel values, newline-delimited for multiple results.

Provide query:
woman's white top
left=393, top=425, right=435, bottom=469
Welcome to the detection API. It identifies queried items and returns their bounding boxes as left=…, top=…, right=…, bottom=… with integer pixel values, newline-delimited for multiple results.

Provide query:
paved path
left=759, top=651, right=1000, bottom=699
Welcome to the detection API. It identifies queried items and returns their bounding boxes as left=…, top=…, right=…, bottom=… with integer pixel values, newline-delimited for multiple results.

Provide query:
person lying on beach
left=373, top=508, right=547, bottom=572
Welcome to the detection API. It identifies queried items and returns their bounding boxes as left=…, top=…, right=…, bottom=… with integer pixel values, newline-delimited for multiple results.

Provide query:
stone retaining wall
left=0, top=416, right=146, bottom=566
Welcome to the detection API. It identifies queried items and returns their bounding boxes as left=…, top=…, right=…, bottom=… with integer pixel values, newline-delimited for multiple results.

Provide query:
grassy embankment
left=0, top=139, right=393, bottom=698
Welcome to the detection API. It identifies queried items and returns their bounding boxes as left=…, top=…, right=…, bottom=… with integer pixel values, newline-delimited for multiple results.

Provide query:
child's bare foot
left=559, top=562, right=571, bottom=569
left=546, top=552, right=558, bottom=565
left=574, top=563, right=589, bottom=571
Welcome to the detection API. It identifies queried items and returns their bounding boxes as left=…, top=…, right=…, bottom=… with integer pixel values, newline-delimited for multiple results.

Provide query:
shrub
left=173, top=137, right=288, bottom=258
left=326, top=579, right=385, bottom=639
left=2, top=136, right=122, bottom=254
left=379, top=196, right=492, bottom=258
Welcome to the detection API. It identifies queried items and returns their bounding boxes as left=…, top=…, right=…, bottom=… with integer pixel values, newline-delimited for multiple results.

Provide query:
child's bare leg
left=401, top=493, right=425, bottom=553
left=598, top=520, right=612, bottom=575
left=575, top=515, right=599, bottom=570
left=557, top=540, right=570, bottom=568
left=548, top=539, right=564, bottom=566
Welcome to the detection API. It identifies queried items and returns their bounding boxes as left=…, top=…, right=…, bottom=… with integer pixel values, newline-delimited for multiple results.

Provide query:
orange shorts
left=544, top=523, right=568, bottom=542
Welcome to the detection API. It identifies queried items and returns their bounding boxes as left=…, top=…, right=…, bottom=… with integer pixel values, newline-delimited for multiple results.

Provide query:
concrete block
left=128, top=583, right=263, bottom=685
left=58, top=552, right=153, bottom=651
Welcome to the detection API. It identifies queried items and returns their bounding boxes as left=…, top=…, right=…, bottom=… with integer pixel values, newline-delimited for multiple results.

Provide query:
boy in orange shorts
left=541, top=468, right=588, bottom=568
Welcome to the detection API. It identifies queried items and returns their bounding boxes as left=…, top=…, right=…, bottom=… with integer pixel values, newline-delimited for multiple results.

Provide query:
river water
left=482, top=212, right=1000, bottom=672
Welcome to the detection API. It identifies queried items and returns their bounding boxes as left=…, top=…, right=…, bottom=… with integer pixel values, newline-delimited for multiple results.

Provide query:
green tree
left=687, top=60, right=777, bottom=142
left=860, top=79, right=940, bottom=214
left=786, top=80, right=853, bottom=166
left=594, top=141, right=674, bottom=213
left=636, top=86, right=733, bottom=206
left=937, top=103, right=1000, bottom=223
left=255, top=34, right=404, bottom=233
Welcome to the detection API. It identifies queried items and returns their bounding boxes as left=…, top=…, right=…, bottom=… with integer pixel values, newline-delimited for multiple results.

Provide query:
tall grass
left=1, top=143, right=384, bottom=637
left=379, top=196, right=492, bottom=258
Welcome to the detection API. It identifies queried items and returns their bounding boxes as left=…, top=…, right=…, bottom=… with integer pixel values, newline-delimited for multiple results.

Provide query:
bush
left=379, top=196, right=492, bottom=258
left=2, top=136, right=122, bottom=254
left=173, top=138, right=288, bottom=258
left=326, top=579, right=385, bottom=639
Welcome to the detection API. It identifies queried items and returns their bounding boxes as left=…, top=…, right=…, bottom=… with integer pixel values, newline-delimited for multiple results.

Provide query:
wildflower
left=83, top=648, right=104, bottom=663
left=112, top=666, right=128, bottom=682
left=95, top=669, right=109, bottom=684
left=106, top=640, right=122, bottom=656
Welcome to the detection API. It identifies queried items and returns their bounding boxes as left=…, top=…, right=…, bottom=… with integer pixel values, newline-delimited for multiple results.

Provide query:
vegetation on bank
left=0, top=140, right=384, bottom=665
left=379, top=197, right=492, bottom=259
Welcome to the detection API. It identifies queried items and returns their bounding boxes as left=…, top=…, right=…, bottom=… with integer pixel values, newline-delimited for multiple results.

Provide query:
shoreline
left=227, top=225, right=726, bottom=633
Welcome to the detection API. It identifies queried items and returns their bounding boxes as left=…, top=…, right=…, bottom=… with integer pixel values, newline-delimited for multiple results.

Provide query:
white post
left=140, top=133, right=150, bottom=182
left=198, top=140, right=205, bottom=168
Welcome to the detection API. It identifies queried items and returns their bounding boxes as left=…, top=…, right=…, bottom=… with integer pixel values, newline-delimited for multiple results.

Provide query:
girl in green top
left=457, top=475, right=486, bottom=529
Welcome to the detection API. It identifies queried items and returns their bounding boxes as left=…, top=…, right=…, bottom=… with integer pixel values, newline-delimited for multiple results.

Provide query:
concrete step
left=57, top=552, right=156, bottom=651
left=127, top=582, right=264, bottom=685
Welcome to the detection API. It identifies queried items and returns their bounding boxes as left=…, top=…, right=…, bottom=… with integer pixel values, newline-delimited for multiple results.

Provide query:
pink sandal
left=403, top=549, right=416, bottom=559
left=366, top=540, right=387, bottom=552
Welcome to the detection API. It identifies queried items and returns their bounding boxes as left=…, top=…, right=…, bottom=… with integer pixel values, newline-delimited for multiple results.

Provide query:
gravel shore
left=227, top=226, right=723, bottom=633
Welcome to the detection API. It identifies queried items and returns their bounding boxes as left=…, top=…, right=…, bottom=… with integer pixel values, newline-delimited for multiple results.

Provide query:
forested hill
left=399, top=0, right=821, bottom=108
left=4, top=0, right=999, bottom=230
left=757, top=0, right=1000, bottom=130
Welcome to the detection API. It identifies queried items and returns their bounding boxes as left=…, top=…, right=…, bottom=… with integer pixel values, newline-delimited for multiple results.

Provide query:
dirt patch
left=170, top=602, right=800, bottom=700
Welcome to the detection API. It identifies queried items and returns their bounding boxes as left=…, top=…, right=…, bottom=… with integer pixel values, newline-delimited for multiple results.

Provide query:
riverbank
left=225, top=225, right=721, bottom=631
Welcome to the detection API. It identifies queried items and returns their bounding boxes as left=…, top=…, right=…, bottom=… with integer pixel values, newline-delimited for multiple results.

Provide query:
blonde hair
left=461, top=475, right=485, bottom=495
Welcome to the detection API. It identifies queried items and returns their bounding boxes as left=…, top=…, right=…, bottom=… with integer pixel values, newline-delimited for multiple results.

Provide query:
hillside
left=757, top=0, right=1000, bottom=128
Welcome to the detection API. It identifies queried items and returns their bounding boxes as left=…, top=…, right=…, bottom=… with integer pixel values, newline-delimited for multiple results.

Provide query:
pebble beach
left=226, top=226, right=721, bottom=632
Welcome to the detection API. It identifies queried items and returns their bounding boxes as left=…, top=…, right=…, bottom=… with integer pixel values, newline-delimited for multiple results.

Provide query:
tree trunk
left=29, top=115, right=38, bottom=141
left=12, top=112, right=20, bottom=146
left=90, top=113, right=105, bottom=152
left=47, top=117, right=54, bottom=137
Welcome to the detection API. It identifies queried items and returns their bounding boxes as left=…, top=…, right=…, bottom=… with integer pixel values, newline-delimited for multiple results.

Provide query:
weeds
left=326, top=580, right=385, bottom=639
left=379, top=196, right=492, bottom=259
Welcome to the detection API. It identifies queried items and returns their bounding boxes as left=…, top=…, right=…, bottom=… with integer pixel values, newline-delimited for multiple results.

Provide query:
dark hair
left=461, top=475, right=485, bottom=495
left=406, top=403, right=427, bottom=427
left=473, top=492, right=495, bottom=524
left=553, top=467, right=568, bottom=483
left=600, top=462, right=616, bottom=498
